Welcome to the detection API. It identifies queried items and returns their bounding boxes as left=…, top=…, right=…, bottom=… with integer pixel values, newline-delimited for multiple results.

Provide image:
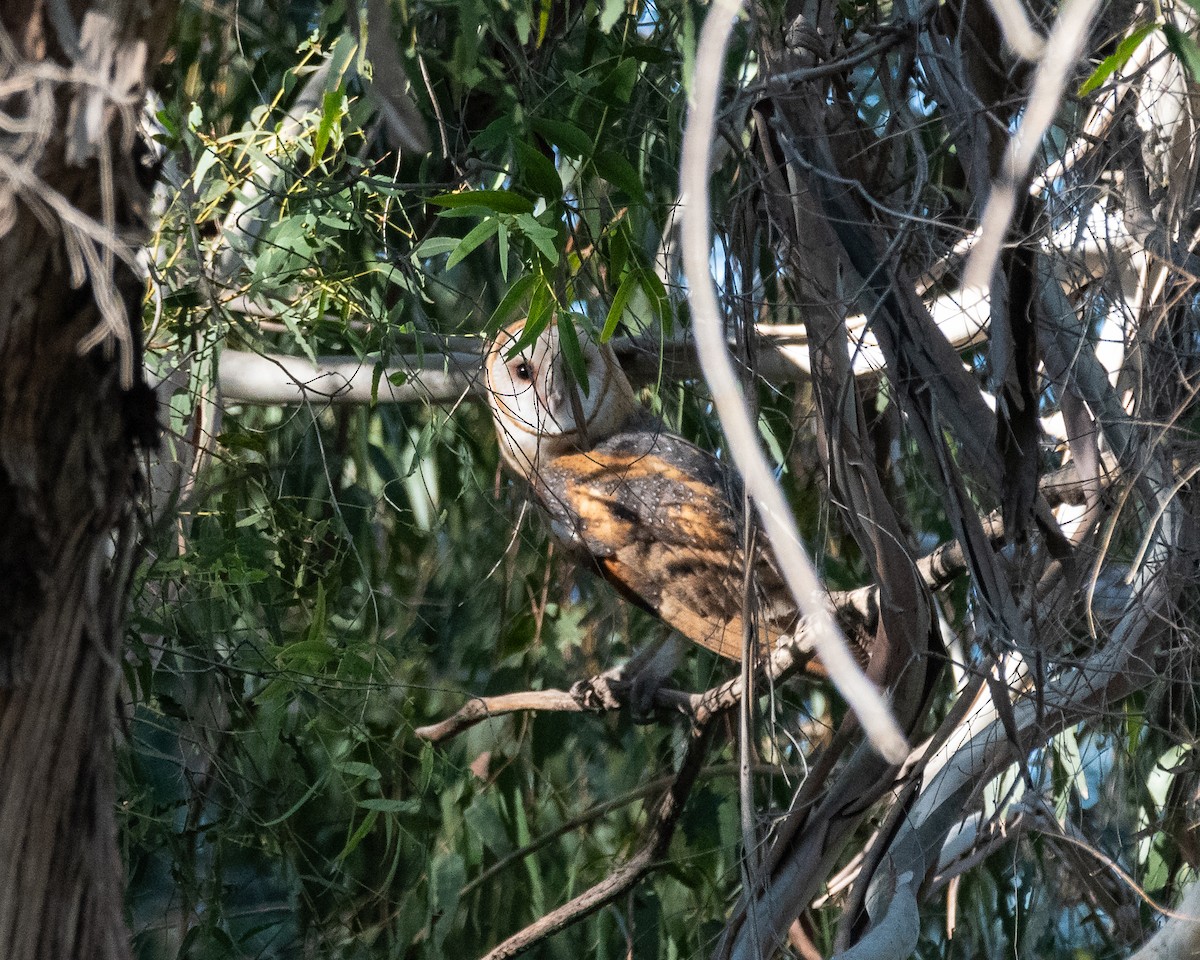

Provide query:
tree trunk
left=0, top=2, right=172, bottom=957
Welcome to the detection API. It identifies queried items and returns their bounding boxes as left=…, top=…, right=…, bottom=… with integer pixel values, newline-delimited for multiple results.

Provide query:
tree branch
left=680, top=0, right=907, bottom=764
left=477, top=719, right=716, bottom=960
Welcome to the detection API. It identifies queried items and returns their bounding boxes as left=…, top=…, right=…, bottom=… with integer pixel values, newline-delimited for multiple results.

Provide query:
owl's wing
left=537, top=430, right=794, bottom=661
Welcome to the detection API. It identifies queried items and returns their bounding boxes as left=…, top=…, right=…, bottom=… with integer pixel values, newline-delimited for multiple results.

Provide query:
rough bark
left=0, top=2, right=172, bottom=957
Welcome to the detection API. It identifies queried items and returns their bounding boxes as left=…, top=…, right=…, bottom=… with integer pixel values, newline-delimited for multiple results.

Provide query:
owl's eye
left=513, top=361, right=533, bottom=382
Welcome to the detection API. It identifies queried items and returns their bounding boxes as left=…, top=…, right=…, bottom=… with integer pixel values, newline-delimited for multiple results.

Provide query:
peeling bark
left=0, top=2, right=172, bottom=957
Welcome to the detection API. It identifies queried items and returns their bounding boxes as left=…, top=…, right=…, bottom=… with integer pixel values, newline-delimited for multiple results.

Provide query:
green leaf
left=509, top=281, right=555, bottom=353
left=599, top=58, right=638, bottom=103
left=261, top=773, right=329, bottom=827
left=530, top=118, right=593, bottom=158
left=417, top=236, right=463, bottom=259
left=313, top=89, right=343, bottom=160
left=1078, top=23, right=1158, bottom=96
left=337, top=810, right=378, bottom=862
left=357, top=797, right=420, bottom=813
left=430, top=190, right=535, bottom=214
left=513, top=212, right=560, bottom=263
left=1163, top=22, right=1200, bottom=84
left=335, top=760, right=382, bottom=780
left=555, top=312, right=590, bottom=395
left=304, top=582, right=327, bottom=644
left=594, top=150, right=644, bottom=201
left=639, top=268, right=672, bottom=332
left=326, top=30, right=359, bottom=87
left=607, top=226, right=630, bottom=279
left=486, top=273, right=539, bottom=333
left=514, top=140, right=562, bottom=201
left=430, top=852, right=465, bottom=951
left=498, top=222, right=510, bottom=280
left=445, top=217, right=499, bottom=270
left=464, top=795, right=513, bottom=856
left=191, top=146, right=220, bottom=191
left=277, top=639, right=335, bottom=668
left=600, top=269, right=640, bottom=341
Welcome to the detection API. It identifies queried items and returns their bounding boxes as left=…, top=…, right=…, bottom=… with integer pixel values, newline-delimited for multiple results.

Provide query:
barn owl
left=484, top=317, right=803, bottom=664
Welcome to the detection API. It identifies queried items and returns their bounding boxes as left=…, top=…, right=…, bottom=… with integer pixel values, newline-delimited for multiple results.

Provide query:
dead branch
left=477, top=718, right=716, bottom=960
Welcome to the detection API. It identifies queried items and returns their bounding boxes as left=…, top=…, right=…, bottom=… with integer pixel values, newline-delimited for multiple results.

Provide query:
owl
left=484, top=317, right=805, bottom=664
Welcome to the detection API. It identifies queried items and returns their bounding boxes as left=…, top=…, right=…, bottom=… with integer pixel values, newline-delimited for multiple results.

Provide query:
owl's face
left=485, top=318, right=637, bottom=478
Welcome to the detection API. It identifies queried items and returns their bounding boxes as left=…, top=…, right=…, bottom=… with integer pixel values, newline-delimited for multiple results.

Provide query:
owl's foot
left=569, top=674, right=625, bottom=712
left=569, top=637, right=683, bottom=721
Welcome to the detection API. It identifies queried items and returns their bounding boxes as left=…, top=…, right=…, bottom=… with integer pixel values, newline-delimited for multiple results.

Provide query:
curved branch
left=964, top=0, right=1104, bottom=290
left=477, top=720, right=716, bottom=960
left=679, top=0, right=907, bottom=764
left=834, top=568, right=1171, bottom=960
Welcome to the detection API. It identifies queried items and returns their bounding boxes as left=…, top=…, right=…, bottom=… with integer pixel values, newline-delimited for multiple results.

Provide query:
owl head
left=484, top=317, right=638, bottom=479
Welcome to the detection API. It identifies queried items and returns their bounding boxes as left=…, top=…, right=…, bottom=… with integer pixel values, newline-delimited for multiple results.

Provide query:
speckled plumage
left=534, top=429, right=798, bottom=660
left=484, top=318, right=800, bottom=663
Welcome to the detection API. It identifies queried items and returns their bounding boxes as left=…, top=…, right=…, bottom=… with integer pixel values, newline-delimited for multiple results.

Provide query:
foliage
left=128, top=0, right=1200, bottom=958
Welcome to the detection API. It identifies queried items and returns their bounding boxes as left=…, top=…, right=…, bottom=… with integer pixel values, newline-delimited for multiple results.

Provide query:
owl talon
left=570, top=676, right=624, bottom=712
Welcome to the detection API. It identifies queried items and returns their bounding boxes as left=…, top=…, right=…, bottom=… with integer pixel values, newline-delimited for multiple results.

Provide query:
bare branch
left=983, top=0, right=1045, bottom=60
left=680, top=0, right=908, bottom=764
left=1127, top=881, right=1200, bottom=960
left=218, top=350, right=477, bottom=406
left=477, top=720, right=716, bottom=960
left=965, top=0, right=1104, bottom=290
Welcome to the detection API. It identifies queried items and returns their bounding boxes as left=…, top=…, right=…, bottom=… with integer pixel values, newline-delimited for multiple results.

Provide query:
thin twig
left=477, top=719, right=717, bottom=960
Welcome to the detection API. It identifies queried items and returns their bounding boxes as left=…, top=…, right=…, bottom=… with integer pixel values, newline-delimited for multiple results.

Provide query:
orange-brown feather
left=537, top=439, right=795, bottom=662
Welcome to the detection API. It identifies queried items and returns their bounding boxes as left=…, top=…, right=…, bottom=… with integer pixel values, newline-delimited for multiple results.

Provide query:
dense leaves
left=128, top=0, right=1200, bottom=958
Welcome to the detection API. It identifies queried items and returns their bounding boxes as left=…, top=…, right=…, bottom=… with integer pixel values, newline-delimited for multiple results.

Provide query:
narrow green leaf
left=278, top=639, right=335, bottom=667
left=599, top=58, right=638, bottom=102
left=600, top=270, right=640, bottom=341
left=506, top=281, right=554, bottom=354
left=445, top=217, right=499, bottom=270
left=261, top=772, right=328, bottom=827
left=1078, top=23, right=1158, bottom=96
left=304, top=582, right=327, bottom=644
left=498, top=223, right=510, bottom=281
left=431, top=852, right=466, bottom=914
left=594, top=150, right=645, bottom=201
left=335, top=760, right=382, bottom=780
left=514, top=212, right=560, bottom=264
left=414, top=236, right=459, bottom=258
left=357, top=797, right=420, bottom=813
left=638, top=268, right=672, bottom=333
left=337, top=810, right=378, bottom=862
left=515, top=140, right=562, bottom=201
left=1164, top=23, right=1200, bottom=84
left=607, top=226, right=630, bottom=279
left=556, top=313, right=590, bottom=395
left=371, top=362, right=383, bottom=405
left=430, top=190, right=535, bottom=214
left=313, top=89, right=343, bottom=160
left=486, top=273, right=538, bottom=333
left=326, top=30, right=358, bottom=86
left=530, top=118, right=593, bottom=158
left=191, top=147, right=219, bottom=191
